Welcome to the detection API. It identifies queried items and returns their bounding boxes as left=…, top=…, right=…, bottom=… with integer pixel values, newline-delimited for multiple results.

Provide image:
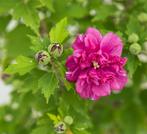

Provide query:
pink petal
left=76, top=78, right=89, bottom=98
left=72, top=34, right=84, bottom=50
left=84, top=33, right=99, bottom=51
left=66, top=56, right=80, bottom=82
left=72, top=28, right=102, bottom=52
left=92, top=83, right=111, bottom=97
left=110, top=72, right=128, bottom=91
left=66, top=56, right=77, bottom=71
left=86, top=27, right=102, bottom=44
left=100, top=32, right=123, bottom=56
left=66, top=67, right=80, bottom=82
left=84, top=28, right=102, bottom=51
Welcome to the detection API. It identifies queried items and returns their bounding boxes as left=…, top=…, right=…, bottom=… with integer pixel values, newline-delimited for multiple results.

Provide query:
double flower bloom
left=66, top=28, right=128, bottom=100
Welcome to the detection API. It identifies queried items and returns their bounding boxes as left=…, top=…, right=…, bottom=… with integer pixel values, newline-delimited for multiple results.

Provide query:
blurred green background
left=0, top=0, right=147, bottom=134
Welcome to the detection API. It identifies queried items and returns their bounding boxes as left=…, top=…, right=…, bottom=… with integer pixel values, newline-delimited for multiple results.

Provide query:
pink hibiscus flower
left=65, top=28, right=128, bottom=100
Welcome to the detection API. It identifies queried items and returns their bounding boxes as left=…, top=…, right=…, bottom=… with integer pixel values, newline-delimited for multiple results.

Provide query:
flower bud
left=138, top=53, right=147, bottom=63
left=64, top=116, right=73, bottom=125
left=129, top=43, right=141, bottom=55
left=138, top=12, right=147, bottom=23
left=48, top=43, right=63, bottom=57
left=55, top=122, right=66, bottom=134
left=35, top=50, right=50, bottom=65
left=128, top=33, right=139, bottom=43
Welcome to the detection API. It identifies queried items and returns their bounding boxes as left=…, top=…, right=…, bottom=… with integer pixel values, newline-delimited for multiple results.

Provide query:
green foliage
left=29, top=35, right=50, bottom=53
left=126, top=54, right=140, bottom=78
left=12, top=0, right=40, bottom=34
left=0, top=0, right=41, bottom=34
left=39, top=0, right=54, bottom=12
left=31, top=126, right=54, bottom=134
left=1, top=0, right=147, bottom=134
left=92, top=4, right=116, bottom=21
left=49, top=17, right=68, bottom=43
left=38, top=72, right=59, bottom=103
left=5, top=55, right=36, bottom=75
left=5, top=25, right=33, bottom=58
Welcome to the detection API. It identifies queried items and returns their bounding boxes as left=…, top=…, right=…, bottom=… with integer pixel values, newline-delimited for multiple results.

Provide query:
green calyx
left=129, top=43, right=142, bottom=55
left=35, top=50, right=50, bottom=65
left=128, top=33, right=139, bottom=43
left=48, top=43, right=63, bottom=57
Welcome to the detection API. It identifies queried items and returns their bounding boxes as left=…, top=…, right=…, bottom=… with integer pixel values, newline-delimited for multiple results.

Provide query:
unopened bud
left=138, top=53, right=147, bottom=63
left=35, top=50, right=50, bottom=65
left=128, top=33, right=139, bottom=43
left=55, top=122, right=66, bottom=134
left=129, top=43, right=141, bottom=55
left=48, top=43, right=63, bottom=57
left=64, top=116, right=73, bottom=125
left=138, top=12, right=147, bottom=23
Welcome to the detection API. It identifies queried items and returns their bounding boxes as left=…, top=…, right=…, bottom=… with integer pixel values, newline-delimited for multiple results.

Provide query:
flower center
left=92, top=61, right=100, bottom=69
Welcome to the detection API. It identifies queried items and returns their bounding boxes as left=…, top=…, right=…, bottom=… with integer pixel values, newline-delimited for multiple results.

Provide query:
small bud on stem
left=129, top=43, right=141, bottom=55
left=55, top=122, right=66, bottom=134
left=35, top=50, right=50, bottom=65
left=48, top=43, right=63, bottom=57
left=64, top=116, right=73, bottom=125
left=128, top=33, right=139, bottom=43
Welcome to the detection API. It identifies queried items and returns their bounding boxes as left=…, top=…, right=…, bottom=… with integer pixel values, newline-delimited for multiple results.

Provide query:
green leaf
left=119, top=102, right=144, bottom=134
left=19, top=70, right=44, bottom=94
left=38, top=72, right=59, bottom=103
left=126, top=16, right=140, bottom=35
left=0, top=0, right=15, bottom=14
left=49, top=17, right=68, bottom=43
left=55, top=62, right=73, bottom=91
left=13, top=0, right=40, bottom=34
left=39, top=0, right=54, bottom=12
left=0, top=0, right=40, bottom=34
left=31, top=126, right=54, bottom=134
left=72, top=129, right=90, bottom=134
left=93, top=5, right=116, bottom=21
left=126, top=54, right=140, bottom=78
left=47, top=113, right=61, bottom=125
left=28, top=35, right=50, bottom=53
left=67, top=4, right=87, bottom=18
left=28, top=35, right=44, bottom=52
left=140, top=90, right=147, bottom=113
left=5, top=55, right=36, bottom=75
left=5, top=25, right=32, bottom=58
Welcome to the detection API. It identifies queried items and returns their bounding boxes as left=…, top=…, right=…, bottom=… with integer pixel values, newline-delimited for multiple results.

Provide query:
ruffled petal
left=72, top=28, right=102, bottom=52
left=72, top=34, right=84, bottom=50
left=66, top=56, right=80, bottom=82
left=66, top=56, right=77, bottom=71
left=84, top=28, right=102, bottom=51
left=100, top=32, right=123, bottom=56
left=65, top=28, right=128, bottom=101
left=86, top=27, right=102, bottom=44
left=92, top=83, right=111, bottom=97
left=66, top=67, right=80, bottom=82
left=110, top=70, right=128, bottom=91
left=84, top=33, right=99, bottom=51
left=76, top=78, right=90, bottom=99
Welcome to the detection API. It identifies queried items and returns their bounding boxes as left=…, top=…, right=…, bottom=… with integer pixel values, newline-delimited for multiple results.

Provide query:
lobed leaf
left=49, top=17, right=68, bottom=43
left=5, top=55, right=36, bottom=75
left=38, top=72, right=59, bottom=103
